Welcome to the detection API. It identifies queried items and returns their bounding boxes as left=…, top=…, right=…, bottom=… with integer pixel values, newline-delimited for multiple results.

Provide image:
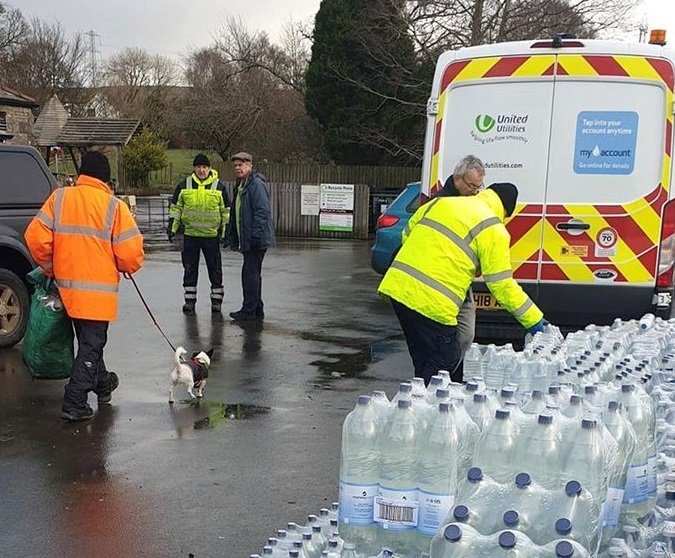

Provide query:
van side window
left=0, top=151, right=53, bottom=206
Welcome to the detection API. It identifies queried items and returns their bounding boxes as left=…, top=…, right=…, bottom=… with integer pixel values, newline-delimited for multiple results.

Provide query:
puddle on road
left=191, top=401, right=270, bottom=430
left=301, top=331, right=402, bottom=380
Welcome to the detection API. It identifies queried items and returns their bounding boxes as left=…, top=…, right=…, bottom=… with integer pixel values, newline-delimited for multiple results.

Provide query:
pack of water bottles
left=331, top=315, right=675, bottom=558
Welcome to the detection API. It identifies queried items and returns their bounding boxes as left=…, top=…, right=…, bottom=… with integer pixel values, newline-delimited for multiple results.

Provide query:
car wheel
left=0, top=268, right=30, bottom=348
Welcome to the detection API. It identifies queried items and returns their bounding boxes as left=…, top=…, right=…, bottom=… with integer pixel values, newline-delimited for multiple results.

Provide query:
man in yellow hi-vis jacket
left=378, top=183, right=547, bottom=384
left=168, top=154, right=230, bottom=314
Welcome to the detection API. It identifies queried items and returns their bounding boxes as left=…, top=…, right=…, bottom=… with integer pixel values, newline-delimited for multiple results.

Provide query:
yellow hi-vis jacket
left=378, top=189, right=543, bottom=329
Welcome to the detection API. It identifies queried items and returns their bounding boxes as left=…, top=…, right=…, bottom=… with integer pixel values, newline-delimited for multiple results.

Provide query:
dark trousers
left=391, top=299, right=462, bottom=385
left=241, top=249, right=266, bottom=315
left=182, top=235, right=223, bottom=304
left=63, top=319, right=110, bottom=413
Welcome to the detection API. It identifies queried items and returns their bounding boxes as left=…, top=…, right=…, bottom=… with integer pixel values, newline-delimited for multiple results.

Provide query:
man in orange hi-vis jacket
left=25, top=151, right=144, bottom=421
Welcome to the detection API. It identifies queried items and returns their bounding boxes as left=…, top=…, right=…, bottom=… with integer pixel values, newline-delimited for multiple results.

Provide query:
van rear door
left=426, top=53, right=558, bottom=310
left=539, top=54, right=673, bottom=325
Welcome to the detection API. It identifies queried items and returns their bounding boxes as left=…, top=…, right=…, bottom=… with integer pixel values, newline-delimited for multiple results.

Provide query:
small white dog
left=169, top=346, right=214, bottom=404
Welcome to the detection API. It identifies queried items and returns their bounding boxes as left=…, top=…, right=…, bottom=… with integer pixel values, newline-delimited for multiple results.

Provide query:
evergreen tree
left=305, top=0, right=425, bottom=165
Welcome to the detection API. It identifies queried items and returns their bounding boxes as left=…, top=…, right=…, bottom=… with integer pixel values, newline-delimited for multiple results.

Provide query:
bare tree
left=0, top=2, right=28, bottom=52
left=101, top=47, right=178, bottom=120
left=177, top=42, right=320, bottom=163
left=1, top=18, right=87, bottom=107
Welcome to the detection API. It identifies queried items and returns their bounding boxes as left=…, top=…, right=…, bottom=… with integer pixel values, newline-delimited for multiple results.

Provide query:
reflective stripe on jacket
left=169, top=170, right=229, bottom=238
left=24, top=175, right=144, bottom=321
left=378, top=189, right=543, bottom=329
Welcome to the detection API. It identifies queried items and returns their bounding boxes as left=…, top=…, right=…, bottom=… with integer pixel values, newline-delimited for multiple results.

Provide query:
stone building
left=0, top=85, right=38, bottom=144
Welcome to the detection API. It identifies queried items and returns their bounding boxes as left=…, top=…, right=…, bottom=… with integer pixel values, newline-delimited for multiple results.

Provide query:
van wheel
left=0, top=268, right=30, bottom=348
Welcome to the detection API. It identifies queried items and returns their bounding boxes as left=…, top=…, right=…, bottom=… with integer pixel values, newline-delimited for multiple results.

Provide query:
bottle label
left=624, top=462, right=649, bottom=503
left=374, top=487, right=418, bottom=530
left=417, top=489, right=454, bottom=535
left=338, top=482, right=378, bottom=525
left=601, top=487, right=625, bottom=528
left=648, top=454, right=658, bottom=496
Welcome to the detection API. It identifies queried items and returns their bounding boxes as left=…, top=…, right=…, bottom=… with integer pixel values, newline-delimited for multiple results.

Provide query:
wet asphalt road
left=0, top=238, right=416, bottom=558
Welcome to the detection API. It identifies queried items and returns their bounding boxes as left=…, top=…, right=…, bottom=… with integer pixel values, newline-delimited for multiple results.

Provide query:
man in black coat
left=226, top=152, right=275, bottom=322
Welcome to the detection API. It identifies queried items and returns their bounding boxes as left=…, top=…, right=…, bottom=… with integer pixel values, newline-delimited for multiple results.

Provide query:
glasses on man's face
left=462, top=175, right=484, bottom=191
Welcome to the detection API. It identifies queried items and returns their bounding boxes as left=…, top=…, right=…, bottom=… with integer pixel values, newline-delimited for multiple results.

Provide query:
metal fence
left=133, top=183, right=372, bottom=240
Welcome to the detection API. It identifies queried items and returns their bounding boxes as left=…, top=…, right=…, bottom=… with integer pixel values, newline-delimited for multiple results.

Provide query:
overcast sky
left=11, top=0, right=322, bottom=60
left=9, top=0, right=675, bottom=62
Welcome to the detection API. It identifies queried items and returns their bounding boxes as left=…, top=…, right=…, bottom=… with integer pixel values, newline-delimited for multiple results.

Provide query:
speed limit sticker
left=595, top=227, right=618, bottom=257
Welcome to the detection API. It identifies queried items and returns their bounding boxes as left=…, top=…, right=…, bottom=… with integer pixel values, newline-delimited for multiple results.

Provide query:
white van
left=421, top=34, right=675, bottom=336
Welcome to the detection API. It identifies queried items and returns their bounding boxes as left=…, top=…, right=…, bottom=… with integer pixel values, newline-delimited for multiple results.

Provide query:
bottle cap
left=466, top=381, right=479, bottom=392
left=357, top=395, right=371, bottom=405
left=467, top=467, right=483, bottom=482
left=289, top=553, right=299, bottom=558
left=498, top=531, right=516, bottom=549
left=621, top=384, right=635, bottom=393
left=538, top=414, right=553, bottom=424
left=277, top=529, right=287, bottom=538
left=372, top=390, right=387, bottom=398
left=555, top=517, right=573, bottom=535
left=570, top=395, right=581, bottom=405
left=398, top=399, right=412, bottom=409
left=495, top=409, right=510, bottom=420
left=532, top=390, right=543, bottom=400
left=608, top=401, right=620, bottom=411
left=439, top=402, right=450, bottom=413
left=453, top=505, right=470, bottom=522
left=515, top=472, right=531, bottom=488
left=473, top=393, right=487, bottom=403
left=436, top=389, right=450, bottom=399
left=312, top=525, right=322, bottom=533
left=503, top=510, right=519, bottom=527
left=399, top=383, right=412, bottom=392
left=443, top=524, right=462, bottom=542
left=584, top=385, right=596, bottom=394
left=581, top=419, right=596, bottom=429
left=429, top=375, right=443, bottom=385
left=500, top=387, right=515, bottom=398
left=565, top=480, right=582, bottom=496
left=328, top=539, right=338, bottom=548
left=666, top=490, right=675, bottom=500
left=549, top=385, right=560, bottom=394
left=303, top=533, right=312, bottom=541
left=292, top=541, right=303, bottom=549
left=555, top=540, right=574, bottom=558
left=267, top=538, right=278, bottom=545
left=330, top=519, right=338, bottom=526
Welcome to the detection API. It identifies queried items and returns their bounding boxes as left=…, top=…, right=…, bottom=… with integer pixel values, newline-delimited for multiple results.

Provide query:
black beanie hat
left=193, top=153, right=211, bottom=167
left=488, top=182, right=518, bottom=217
left=80, top=151, right=111, bottom=183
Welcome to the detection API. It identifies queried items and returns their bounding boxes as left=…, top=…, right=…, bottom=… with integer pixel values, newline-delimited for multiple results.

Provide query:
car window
left=0, top=151, right=53, bottom=206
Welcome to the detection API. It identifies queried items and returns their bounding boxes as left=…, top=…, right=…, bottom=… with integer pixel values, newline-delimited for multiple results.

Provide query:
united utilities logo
left=475, top=114, right=496, bottom=133
left=579, top=145, right=632, bottom=158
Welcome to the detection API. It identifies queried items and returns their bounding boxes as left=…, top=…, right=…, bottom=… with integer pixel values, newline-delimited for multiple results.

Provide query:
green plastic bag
left=22, top=268, right=74, bottom=379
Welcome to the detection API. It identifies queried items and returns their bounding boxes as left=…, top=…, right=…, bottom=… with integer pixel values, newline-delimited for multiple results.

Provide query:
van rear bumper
left=474, top=283, right=659, bottom=343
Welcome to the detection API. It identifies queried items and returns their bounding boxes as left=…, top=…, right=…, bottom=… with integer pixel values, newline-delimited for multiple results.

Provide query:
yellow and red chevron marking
left=431, top=52, right=675, bottom=284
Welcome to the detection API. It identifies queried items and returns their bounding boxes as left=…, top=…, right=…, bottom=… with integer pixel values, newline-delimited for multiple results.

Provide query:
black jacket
left=227, top=171, right=275, bottom=252
left=436, top=174, right=460, bottom=197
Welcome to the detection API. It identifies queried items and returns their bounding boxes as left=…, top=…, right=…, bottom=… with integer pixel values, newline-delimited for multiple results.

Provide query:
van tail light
left=657, top=199, right=675, bottom=288
left=377, top=214, right=400, bottom=229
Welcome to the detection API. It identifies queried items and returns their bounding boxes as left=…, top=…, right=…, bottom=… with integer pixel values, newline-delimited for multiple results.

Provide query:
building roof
left=0, top=85, right=38, bottom=108
left=32, top=95, right=70, bottom=147
left=57, top=118, right=142, bottom=146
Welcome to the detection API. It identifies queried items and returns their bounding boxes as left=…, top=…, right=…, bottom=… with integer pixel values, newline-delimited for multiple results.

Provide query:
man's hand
left=528, top=319, right=549, bottom=335
left=168, top=231, right=174, bottom=243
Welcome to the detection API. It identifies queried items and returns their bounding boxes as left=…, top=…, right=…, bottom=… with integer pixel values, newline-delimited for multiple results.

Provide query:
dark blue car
left=370, top=182, right=421, bottom=274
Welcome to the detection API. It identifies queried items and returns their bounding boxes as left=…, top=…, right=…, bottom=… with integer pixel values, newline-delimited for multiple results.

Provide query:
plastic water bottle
left=463, top=344, right=482, bottom=379
left=640, top=313, right=656, bottom=331
left=465, top=393, right=492, bottom=431
left=426, top=376, right=446, bottom=400
left=472, top=409, right=519, bottom=483
left=451, top=468, right=512, bottom=535
left=561, top=418, right=606, bottom=500
left=338, top=396, right=379, bottom=552
left=508, top=472, right=547, bottom=540
left=377, top=399, right=420, bottom=556
left=450, top=399, right=480, bottom=473
left=429, top=523, right=485, bottom=558
left=417, top=403, right=460, bottom=544
left=517, top=413, right=561, bottom=489
left=411, top=377, right=427, bottom=397
left=484, top=347, right=505, bottom=390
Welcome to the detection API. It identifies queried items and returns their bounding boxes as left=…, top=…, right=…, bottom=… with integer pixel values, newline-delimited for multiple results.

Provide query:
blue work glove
left=528, top=319, right=549, bottom=335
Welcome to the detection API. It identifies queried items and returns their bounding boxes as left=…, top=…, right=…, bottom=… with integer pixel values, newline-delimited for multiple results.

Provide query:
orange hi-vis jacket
left=24, top=175, right=144, bottom=321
